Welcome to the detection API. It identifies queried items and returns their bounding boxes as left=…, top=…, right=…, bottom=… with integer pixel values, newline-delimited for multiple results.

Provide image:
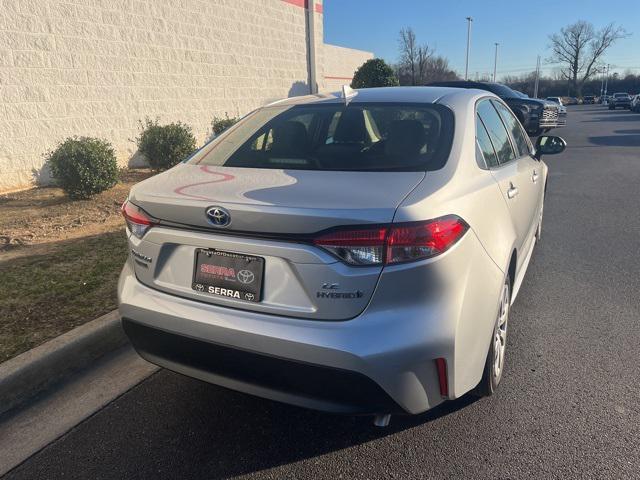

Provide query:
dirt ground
left=0, top=169, right=154, bottom=362
left=0, top=170, right=153, bottom=258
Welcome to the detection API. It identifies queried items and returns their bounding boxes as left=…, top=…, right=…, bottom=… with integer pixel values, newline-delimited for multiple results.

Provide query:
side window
left=492, top=100, right=531, bottom=157
left=477, top=100, right=516, bottom=165
left=476, top=114, right=499, bottom=168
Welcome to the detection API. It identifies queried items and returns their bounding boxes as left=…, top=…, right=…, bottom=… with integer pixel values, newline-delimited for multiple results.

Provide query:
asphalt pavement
left=4, top=105, right=640, bottom=480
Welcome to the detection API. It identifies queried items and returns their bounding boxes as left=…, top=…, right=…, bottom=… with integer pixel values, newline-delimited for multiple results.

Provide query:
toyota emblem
left=237, top=269, right=255, bottom=284
left=206, top=206, right=231, bottom=227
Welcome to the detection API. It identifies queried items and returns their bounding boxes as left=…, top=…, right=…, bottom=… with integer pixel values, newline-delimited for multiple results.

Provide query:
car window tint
left=476, top=100, right=515, bottom=164
left=492, top=100, right=531, bottom=157
left=476, top=114, right=499, bottom=168
left=191, top=103, right=455, bottom=171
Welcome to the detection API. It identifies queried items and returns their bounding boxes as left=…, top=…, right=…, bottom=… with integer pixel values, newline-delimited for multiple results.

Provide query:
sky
left=323, top=0, right=639, bottom=80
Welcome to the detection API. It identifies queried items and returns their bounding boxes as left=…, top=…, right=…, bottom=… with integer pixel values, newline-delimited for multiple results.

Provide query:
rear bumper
left=118, top=230, right=505, bottom=415
left=122, top=318, right=402, bottom=414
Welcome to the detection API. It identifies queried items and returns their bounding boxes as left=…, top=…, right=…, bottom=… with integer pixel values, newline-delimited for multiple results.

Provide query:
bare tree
left=548, top=21, right=627, bottom=96
left=398, top=27, right=418, bottom=85
left=416, top=45, right=433, bottom=84
left=424, top=56, right=458, bottom=83
left=398, top=27, right=433, bottom=85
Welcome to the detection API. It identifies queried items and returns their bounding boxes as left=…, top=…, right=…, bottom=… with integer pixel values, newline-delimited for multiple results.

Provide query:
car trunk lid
left=126, top=164, right=425, bottom=320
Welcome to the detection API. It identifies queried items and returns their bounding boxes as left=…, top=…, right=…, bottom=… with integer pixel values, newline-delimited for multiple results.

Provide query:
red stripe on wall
left=324, top=76, right=353, bottom=80
left=281, top=0, right=323, bottom=14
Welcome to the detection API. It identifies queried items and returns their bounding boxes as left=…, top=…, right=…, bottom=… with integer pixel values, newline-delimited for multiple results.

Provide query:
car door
left=492, top=99, right=544, bottom=240
left=476, top=99, right=540, bottom=270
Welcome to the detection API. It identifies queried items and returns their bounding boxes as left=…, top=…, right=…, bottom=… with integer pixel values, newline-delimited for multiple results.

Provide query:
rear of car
left=609, top=93, right=632, bottom=109
left=583, top=95, right=595, bottom=104
left=118, top=87, right=526, bottom=418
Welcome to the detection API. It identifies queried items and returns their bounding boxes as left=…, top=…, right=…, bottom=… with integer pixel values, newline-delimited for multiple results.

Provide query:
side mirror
left=534, top=135, right=566, bottom=160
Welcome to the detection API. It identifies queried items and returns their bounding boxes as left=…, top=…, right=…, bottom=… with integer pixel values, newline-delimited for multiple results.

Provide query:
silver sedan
left=118, top=86, right=566, bottom=426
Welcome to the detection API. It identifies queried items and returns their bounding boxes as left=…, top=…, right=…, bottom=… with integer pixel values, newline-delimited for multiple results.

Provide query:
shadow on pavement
left=614, top=129, right=640, bottom=135
left=588, top=133, right=640, bottom=147
left=583, top=112, right=640, bottom=123
left=5, top=370, right=480, bottom=480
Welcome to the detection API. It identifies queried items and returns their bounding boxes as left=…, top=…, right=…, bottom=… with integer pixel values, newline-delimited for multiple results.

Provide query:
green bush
left=351, top=58, right=399, bottom=89
left=211, top=114, right=239, bottom=136
left=46, top=137, right=118, bottom=199
left=136, top=119, right=197, bottom=171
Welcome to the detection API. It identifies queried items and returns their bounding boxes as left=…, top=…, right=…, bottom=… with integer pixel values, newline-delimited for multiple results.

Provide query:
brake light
left=121, top=200, right=157, bottom=238
left=314, top=215, right=468, bottom=266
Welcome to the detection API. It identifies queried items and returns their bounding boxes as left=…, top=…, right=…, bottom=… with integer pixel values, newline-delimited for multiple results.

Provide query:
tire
left=473, top=276, right=510, bottom=397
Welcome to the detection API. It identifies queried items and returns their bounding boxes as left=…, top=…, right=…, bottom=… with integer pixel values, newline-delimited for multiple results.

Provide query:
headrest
left=384, top=120, right=427, bottom=158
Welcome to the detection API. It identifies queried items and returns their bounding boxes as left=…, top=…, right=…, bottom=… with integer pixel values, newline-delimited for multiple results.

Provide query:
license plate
left=192, top=249, right=264, bottom=303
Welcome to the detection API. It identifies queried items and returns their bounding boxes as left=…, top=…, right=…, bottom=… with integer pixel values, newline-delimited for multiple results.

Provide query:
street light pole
left=533, top=55, right=541, bottom=98
left=464, top=17, right=473, bottom=81
left=604, top=64, right=610, bottom=98
left=493, top=43, right=499, bottom=82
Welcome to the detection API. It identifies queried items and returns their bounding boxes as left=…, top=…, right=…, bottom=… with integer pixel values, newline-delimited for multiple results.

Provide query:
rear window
left=485, top=83, right=521, bottom=98
left=190, top=103, right=454, bottom=171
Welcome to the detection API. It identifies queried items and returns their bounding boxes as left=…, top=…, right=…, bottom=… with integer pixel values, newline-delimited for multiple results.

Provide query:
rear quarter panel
left=390, top=92, right=518, bottom=396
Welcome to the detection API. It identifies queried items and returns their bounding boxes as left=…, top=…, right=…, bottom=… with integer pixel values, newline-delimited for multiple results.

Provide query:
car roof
left=265, top=86, right=490, bottom=108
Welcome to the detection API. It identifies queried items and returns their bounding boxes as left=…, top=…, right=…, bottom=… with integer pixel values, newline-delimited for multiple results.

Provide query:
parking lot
left=5, top=105, right=640, bottom=480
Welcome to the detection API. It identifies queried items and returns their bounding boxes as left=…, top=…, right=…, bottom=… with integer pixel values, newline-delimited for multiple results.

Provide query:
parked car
left=631, top=94, right=640, bottom=112
left=609, top=92, right=632, bottom=109
left=428, top=81, right=565, bottom=136
left=563, top=97, right=579, bottom=105
left=546, top=97, right=567, bottom=116
left=583, top=95, right=596, bottom=104
left=118, top=86, right=567, bottom=426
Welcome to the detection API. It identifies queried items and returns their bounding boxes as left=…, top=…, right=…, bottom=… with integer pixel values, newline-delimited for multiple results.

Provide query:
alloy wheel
left=492, top=283, right=510, bottom=382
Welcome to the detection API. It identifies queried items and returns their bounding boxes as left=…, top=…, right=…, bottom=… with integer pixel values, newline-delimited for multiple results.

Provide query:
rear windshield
left=486, top=84, right=521, bottom=98
left=614, top=93, right=629, bottom=97
left=190, top=103, right=454, bottom=171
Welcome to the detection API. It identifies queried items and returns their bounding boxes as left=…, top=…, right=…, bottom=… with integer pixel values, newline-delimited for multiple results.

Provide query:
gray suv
left=118, top=87, right=566, bottom=425
left=609, top=92, right=632, bottom=109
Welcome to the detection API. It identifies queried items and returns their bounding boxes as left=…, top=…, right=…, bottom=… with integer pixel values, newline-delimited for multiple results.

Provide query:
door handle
left=507, top=184, right=519, bottom=199
left=532, top=170, right=539, bottom=183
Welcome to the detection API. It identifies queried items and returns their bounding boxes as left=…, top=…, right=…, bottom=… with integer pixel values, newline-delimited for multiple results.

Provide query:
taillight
left=313, top=215, right=468, bottom=266
left=313, top=227, right=387, bottom=265
left=121, top=200, right=157, bottom=238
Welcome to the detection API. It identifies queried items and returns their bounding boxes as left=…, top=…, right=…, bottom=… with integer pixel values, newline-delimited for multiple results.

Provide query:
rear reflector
left=121, top=200, right=157, bottom=238
left=435, top=358, right=448, bottom=397
left=313, top=215, right=468, bottom=266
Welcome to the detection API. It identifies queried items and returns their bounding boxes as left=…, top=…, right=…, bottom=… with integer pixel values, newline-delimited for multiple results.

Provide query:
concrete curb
left=0, top=310, right=126, bottom=416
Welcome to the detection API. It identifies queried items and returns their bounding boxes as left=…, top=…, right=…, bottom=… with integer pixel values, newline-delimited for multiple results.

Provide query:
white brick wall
left=323, top=43, right=373, bottom=92
left=0, top=0, right=372, bottom=193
